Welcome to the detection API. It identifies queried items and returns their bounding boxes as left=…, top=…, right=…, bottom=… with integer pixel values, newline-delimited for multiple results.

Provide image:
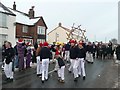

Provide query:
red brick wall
left=16, top=18, right=47, bottom=44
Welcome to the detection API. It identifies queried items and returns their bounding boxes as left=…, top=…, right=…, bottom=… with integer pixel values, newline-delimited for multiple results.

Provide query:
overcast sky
left=1, top=0, right=118, bottom=42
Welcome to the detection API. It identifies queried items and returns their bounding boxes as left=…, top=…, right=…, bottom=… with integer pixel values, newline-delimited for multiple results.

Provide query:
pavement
left=1, top=59, right=119, bottom=88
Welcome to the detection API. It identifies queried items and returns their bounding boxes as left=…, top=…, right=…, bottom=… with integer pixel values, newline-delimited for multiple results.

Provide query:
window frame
left=0, top=12, right=7, bottom=28
left=22, top=25, right=28, bottom=33
left=37, top=26, right=45, bottom=35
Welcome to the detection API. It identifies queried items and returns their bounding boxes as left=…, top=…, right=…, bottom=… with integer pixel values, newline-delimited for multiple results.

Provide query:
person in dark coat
left=77, top=42, right=86, bottom=80
left=68, top=40, right=79, bottom=81
left=2, top=41, right=7, bottom=70
left=55, top=50, right=65, bottom=83
left=116, top=44, right=120, bottom=60
left=39, top=42, right=51, bottom=83
left=32, top=42, right=38, bottom=63
left=51, top=42, right=56, bottom=63
left=101, top=44, right=107, bottom=59
left=14, top=42, right=19, bottom=68
left=86, top=42, right=94, bottom=64
left=4, top=42, right=15, bottom=82
left=64, top=42, right=71, bottom=62
left=92, top=42, right=97, bottom=59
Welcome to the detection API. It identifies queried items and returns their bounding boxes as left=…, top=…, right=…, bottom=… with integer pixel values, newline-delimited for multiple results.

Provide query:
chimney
left=28, top=6, right=35, bottom=19
left=59, top=22, right=62, bottom=27
left=13, top=1, right=16, bottom=10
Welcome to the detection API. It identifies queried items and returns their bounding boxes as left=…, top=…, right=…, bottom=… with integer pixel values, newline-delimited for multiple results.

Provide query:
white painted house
left=47, top=23, right=81, bottom=44
left=0, top=2, right=16, bottom=47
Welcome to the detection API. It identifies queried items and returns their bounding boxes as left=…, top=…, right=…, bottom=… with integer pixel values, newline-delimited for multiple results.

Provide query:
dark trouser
left=96, top=51, right=99, bottom=58
left=26, top=54, right=31, bottom=68
left=93, top=52, right=95, bottom=58
left=116, top=53, right=120, bottom=60
left=32, top=51, right=36, bottom=63
left=18, top=54, right=24, bottom=70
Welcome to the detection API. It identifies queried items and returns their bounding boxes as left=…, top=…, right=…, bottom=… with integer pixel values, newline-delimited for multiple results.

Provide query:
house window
left=37, top=26, right=45, bottom=35
left=24, top=39, right=33, bottom=45
left=37, top=39, right=45, bottom=44
left=0, top=34, right=8, bottom=47
left=22, top=25, right=28, bottom=33
left=0, top=13, right=7, bottom=28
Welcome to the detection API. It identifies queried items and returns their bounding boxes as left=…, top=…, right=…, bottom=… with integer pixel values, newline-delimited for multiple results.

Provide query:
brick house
left=9, top=2, right=48, bottom=45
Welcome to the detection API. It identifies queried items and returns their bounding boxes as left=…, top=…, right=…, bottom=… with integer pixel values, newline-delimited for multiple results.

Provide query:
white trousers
left=69, top=59, right=79, bottom=78
left=4, top=62, right=13, bottom=79
left=36, top=56, right=42, bottom=75
left=68, top=59, right=74, bottom=72
left=58, top=66, right=65, bottom=80
left=52, top=52, right=55, bottom=62
left=78, top=58, right=86, bottom=77
left=42, top=58, right=49, bottom=81
left=64, top=51, right=70, bottom=61
left=54, top=59, right=59, bottom=71
left=86, top=53, right=93, bottom=62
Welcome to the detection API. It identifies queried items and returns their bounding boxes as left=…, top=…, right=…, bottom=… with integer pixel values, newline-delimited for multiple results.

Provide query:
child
left=55, top=50, right=65, bottom=83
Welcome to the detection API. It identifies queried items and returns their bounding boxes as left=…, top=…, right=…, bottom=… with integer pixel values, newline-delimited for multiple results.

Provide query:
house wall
left=48, top=27, right=69, bottom=44
left=0, top=14, right=16, bottom=47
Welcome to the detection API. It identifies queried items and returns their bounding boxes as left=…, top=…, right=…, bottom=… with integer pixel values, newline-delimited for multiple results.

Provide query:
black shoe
left=52, top=62, right=55, bottom=64
left=83, top=76, right=86, bottom=80
left=5, top=78, right=10, bottom=81
left=39, top=74, right=42, bottom=77
left=78, top=74, right=81, bottom=77
left=37, top=74, right=41, bottom=76
left=91, top=62, right=93, bottom=64
left=74, top=78, right=78, bottom=82
left=41, top=80, right=44, bottom=83
left=45, top=78, right=48, bottom=81
left=9, top=79, right=13, bottom=82
left=54, top=70, right=57, bottom=72
left=69, top=71, right=72, bottom=73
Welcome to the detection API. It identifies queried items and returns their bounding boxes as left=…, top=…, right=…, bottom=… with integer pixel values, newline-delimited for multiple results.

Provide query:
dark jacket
left=57, top=57, right=65, bottom=68
left=39, top=47, right=51, bottom=61
left=14, top=45, right=18, bottom=55
left=77, top=47, right=86, bottom=58
left=86, top=45, right=93, bottom=53
left=4, top=47, right=15, bottom=64
left=51, top=45, right=56, bottom=52
left=116, top=45, right=120, bottom=54
left=70, top=46, right=78, bottom=59
left=65, top=43, right=71, bottom=51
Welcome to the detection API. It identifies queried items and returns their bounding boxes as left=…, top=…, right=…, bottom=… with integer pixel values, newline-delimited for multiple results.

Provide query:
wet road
left=1, top=59, right=119, bottom=88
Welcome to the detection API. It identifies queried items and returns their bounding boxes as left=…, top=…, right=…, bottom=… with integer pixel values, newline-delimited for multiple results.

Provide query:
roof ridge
left=8, top=7, right=29, bottom=17
left=0, top=2, right=15, bottom=15
left=61, top=26, right=71, bottom=32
